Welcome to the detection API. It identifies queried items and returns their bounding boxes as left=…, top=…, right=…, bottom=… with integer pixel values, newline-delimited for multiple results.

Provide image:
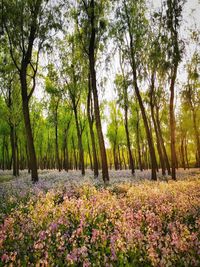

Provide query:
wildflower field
left=0, top=170, right=200, bottom=266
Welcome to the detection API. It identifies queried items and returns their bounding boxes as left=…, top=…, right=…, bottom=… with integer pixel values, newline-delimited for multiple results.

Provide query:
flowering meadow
left=0, top=169, right=200, bottom=266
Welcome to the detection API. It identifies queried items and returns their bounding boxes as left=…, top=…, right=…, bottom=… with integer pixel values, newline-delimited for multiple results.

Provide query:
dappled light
left=0, top=0, right=199, bottom=266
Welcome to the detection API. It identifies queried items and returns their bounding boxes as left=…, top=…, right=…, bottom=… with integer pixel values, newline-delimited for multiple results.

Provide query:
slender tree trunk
left=150, top=74, right=166, bottom=175
left=2, top=135, right=5, bottom=170
left=72, top=136, right=77, bottom=170
left=136, top=112, right=143, bottom=172
left=119, top=47, right=135, bottom=174
left=74, top=106, right=85, bottom=176
left=20, top=70, right=38, bottom=182
left=124, top=105, right=135, bottom=174
left=5, top=141, right=10, bottom=170
left=63, top=129, right=69, bottom=172
left=122, top=147, right=127, bottom=169
left=89, top=0, right=109, bottom=183
left=155, top=106, right=171, bottom=175
left=10, top=125, right=17, bottom=176
left=113, top=143, right=119, bottom=170
left=54, top=103, right=61, bottom=172
left=180, top=138, right=186, bottom=169
left=118, top=145, right=122, bottom=170
left=131, top=60, right=157, bottom=180
left=169, top=68, right=177, bottom=180
left=124, top=1, right=157, bottom=180
left=86, top=132, right=93, bottom=170
left=191, top=109, right=200, bottom=167
left=16, top=134, right=19, bottom=175
left=87, top=76, right=99, bottom=177
left=185, top=138, right=189, bottom=169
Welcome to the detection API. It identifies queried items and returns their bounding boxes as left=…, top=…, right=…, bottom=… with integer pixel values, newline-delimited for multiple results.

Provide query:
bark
left=86, top=132, right=93, bottom=170
left=191, top=109, right=200, bottom=167
left=74, top=105, right=85, bottom=176
left=72, top=136, right=78, bottom=170
left=2, top=135, right=5, bottom=170
left=87, top=75, right=99, bottom=177
left=185, top=138, right=189, bottom=169
left=20, top=71, right=38, bottom=182
left=136, top=109, right=143, bottom=171
left=149, top=74, right=166, bottom=175
left=16, top=136, right=19, bottom=175
left=124, top=0, right=157, bottom=180
left=118, top=145, right=122, bottom=170
left=169, top=68, right=177, bottom=180
left=63, top=120, right=71, bottom=172
left=54, top=101, right=61, bottom=172
left=10, top=125, right=18, bottom=176
left=113, top=143, right=119, bottom=170
left=124, top=103, right=135, bottom=174
left=180, top=138, right=186, bottom=169
left=119, top=50, right=135, bottom=174
left=89, top=0, right=109, bottom=182
left=122, top=147, right=127, bottom=169
left=155, top=106, right=171, bottom=175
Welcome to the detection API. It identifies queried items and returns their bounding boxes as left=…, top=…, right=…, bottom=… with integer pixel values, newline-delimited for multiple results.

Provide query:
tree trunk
left=149, top=74, right=166, bottom=175
left=87, top=76, right=99, bottom=177
left=191, top=109, right=200, bottom=167
left=133, top=86, right=157, bottom=180
left=63, top=129, right=69, bottom=172
left=131, top=61, right=157, bottom=180
left=136, top=110, right=143, bottom=171
left=169, top=69, right=177, bottom=180
left=124, top=1, right=157, bottom=180
left=16, top=134, right=19, bottom=175
left=124, top=104, right=135, bottom=174
left=2, top=135, right=5, bottom=170
left=89, top=1, right=109, bottom=183
left=54, top=103, right=61, bottom=172
left=122, top=147, right=127, bottom=169
left=155, top=106, right=171, bottom=175
left=10, top=125, right=18, bottom=176
left=180, top=138, right=186, bottom=169
left=74, top=106, right=85, bottom=176
left=20, top=70, right=38, bottom=182
left=118, top=145, right=122, bottom=170
left=113, top=143, right=119, bottom=170
left=119, top=47, right=135, bottom=174
left=85, top=131, right=92, bottom=170
left=184, top=138, right=189, bottom=169
left=72, top=136, right=77, bottom=170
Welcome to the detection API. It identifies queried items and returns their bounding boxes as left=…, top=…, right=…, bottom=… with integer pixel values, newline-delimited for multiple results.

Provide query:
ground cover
left=0, top=169, right=200, bottom=266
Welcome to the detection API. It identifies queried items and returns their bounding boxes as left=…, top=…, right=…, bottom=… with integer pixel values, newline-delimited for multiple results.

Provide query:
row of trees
left=0, top=0, right=199, bottom=183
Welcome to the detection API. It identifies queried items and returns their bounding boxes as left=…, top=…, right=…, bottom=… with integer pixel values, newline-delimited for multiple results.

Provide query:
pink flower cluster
left=0, top=179, right=200, bottom=266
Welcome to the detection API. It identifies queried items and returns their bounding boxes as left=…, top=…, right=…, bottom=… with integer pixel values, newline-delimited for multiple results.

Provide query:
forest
left=0, top=0, right=200, bottom=266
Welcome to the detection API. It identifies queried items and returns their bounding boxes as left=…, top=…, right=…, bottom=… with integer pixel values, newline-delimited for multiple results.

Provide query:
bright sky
left=33, top=0, right=200, bottom=147
left=34, top=0, right=200, bottom=99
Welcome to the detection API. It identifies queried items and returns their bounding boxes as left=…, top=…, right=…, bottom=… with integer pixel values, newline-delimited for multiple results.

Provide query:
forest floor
left=0, top=168, right=200, bottom=266
left=0, top=167, right=200, bottom=186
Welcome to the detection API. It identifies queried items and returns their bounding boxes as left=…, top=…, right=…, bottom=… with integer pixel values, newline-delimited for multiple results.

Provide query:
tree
left=114, top=0, right=157, bottom=180
left=3, top=0, right=61, bottom=182
left=87, top=73, right=99, bottom=177
left=162, top=0, right=185, bottom=180
left=74, top=0, right=110, bottom=183
left=182, top=52, right=200, bottom=167
left=0, top=46, right=21, bottom=176
left=60, top=35, right=86, bottom=176
left=45, top=64, right=62, bottom=171
left=115, top=67, right=135, bottom=174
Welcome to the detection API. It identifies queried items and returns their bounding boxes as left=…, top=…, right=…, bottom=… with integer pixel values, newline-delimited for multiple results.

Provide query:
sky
left=34, top=0, right=200, bottom=100
left=99, top=0, right=200, bottom=101
left=33, top=0, right=200, bottom=146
